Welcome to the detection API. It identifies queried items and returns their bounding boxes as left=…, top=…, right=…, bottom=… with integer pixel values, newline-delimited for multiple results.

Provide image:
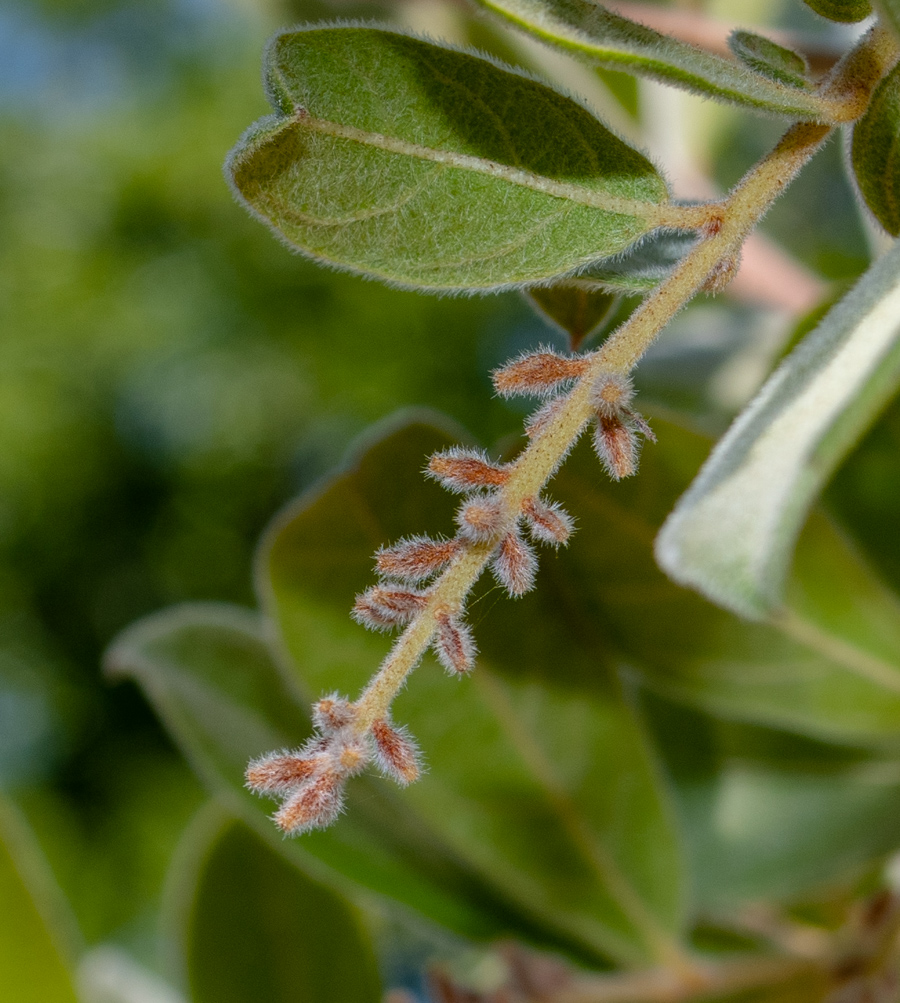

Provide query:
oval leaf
left=258, top=417, right=688, bottom=968
left=471, top=0, right=840, bottom=120
left=728, top=31, right=811, bottom=90
left=104, top=603, right=533, bottom=945
left=227, top=25, right=674, bottom=293
left=181, top=816, right=380, bottom=1003
left=803, top=0, right=873, bottom=21
left=656, top=242, right=900, bottom=619
left=852, top=62, right=900, bottom=236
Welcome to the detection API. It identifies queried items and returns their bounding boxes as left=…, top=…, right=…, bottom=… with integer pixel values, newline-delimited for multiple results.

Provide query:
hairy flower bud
left=492, top=349, right=589, bottom=398
left=274, top=773, right=345, bottom=834
left=352, top=585, right=429, bottom=630
left=372, top=719, right=422, bottom=785
left=492, top=529, right=538, bottom=596
left=593, top=414, right=638, bottom=480
left=313, top=693, right=356, bottom=733
left=245, top=751, right=322, bottom=794
left=427, top=448, right=509, bottom=492
left=456, top=496, right=504, bottom=542
left=375, top=535, right=462, bottom=583
left=524, top=394, right=567, bottom=438
left=433, top=612, right=476, bottom=675
left=589, top=372, right=634, bottom=417
left=522, top=496, right=574, bottom=546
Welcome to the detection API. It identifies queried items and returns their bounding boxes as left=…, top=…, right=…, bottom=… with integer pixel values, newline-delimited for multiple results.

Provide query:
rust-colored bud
left=524, top=394, right=567, bottom=438
left=352, top=585, right=429, bottom=630
left=456, top=496, right=504, bottom=542
left=274, top=773, right=345, bottom=834
left=589, top=372, right=634, bottom=417
left=433, top=612, right=476, bottom=675
left=702, top=252, right=740, bottom=294
left=313, top=694, right=356, bottom=733
left=593, top=414, right=638, bottom=480
left=492, top=529, right=537, bottom=596
left=375, top=535, right=462, bottom=582
left=245, top=752, right=321, bottom=794
left=492, top=350, right=589, bottom=398
left=427, top=448, right=509, bottom=492
left=522, top=496, right=574, bottom=546
left=372, top=719, right=422, bottom=785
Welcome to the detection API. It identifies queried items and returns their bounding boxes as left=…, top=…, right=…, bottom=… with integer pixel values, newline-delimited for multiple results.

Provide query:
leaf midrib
left=279, top=108, right=670, bottom=220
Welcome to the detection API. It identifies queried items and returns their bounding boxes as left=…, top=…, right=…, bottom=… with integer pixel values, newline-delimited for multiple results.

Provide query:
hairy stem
left=354, top=22, right=897, bottom=735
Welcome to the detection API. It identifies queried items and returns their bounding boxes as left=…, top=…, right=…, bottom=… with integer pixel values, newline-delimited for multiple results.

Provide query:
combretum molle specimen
left=240, top=19, right=899, bottom=835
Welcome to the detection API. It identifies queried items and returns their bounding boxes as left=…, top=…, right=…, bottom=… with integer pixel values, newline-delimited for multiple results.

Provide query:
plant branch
left=249, top=15, right=897, bottom=977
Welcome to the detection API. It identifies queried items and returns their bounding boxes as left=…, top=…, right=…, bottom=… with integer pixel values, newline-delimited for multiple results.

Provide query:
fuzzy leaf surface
left=227, top=26, right=671, bottom=293
left=259, top=417, right=687, bottom=968
left=728, top=31, right=810, bottom=90
left=852, top=62, right=900, bottom=236
left=0, top=801, right=78, bottom=1003
left=803, top=0, right=872, bottom=21
left=471, top=0, right=838, bottom=119
left=105, top=603, right=536, bottom=945
left=656, top=242, right=900, bottom=619
left=182, top=816, right=381, bottom=1003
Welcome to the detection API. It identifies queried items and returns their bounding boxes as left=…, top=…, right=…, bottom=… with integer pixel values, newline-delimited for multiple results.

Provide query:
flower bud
left=352, top=585, right=429, bottom=630
left=493, top=349, right=589, bottom=398
left=522, top=496, right=574, bottom=546
left=589, top=372, right=634, bottom=417
left=456, top=496, right=504, bottom=542
left=427, top=448, right=509, bottom=492
left=245, top=751, right=321, bottom=794
left=313, top=693, right=356, bottom=733
left=372, top=719, right=422, bottom=785
left=524, top=394, right=567, bottom=438
left=492, top=529, right=537, bottom=596
left=433, top=612, right=476, bottom=675
left=375, top=535, right=462, bottom=582
left=593, top=414, right=639, bottom=480
left=274, top=773, right=345, bottom=834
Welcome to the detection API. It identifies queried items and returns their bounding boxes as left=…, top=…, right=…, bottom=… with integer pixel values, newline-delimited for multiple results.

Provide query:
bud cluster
left=249, top=344, right=658, bottom=837
left=246, top=694, right=424, bottom=832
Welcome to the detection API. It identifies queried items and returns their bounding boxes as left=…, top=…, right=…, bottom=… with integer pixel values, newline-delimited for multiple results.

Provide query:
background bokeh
left=0, top=0, right=883, bottom=992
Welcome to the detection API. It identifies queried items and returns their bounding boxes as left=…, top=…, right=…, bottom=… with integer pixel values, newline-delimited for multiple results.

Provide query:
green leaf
left=105, top=603, right=535, bottom=946
left=180, top=813, right=381, bottom=1003
left=728, top=31, right=811, bottom=90
left=852, top=62, right=900, bottom=236
left=227, top=25, right=674, bottom=293
left=525, top=285, right=618, bottom=349
left=0, top=799, right=78, bottom=1003
left=470, top=0, right=840, bottom=120
left=550, top=422, right=900, bottom=748
left=259, top=416, right=688, bottom=968
left=656, top=241, right=900, bottom=619
left=803, top=0, right=873, bottom=22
